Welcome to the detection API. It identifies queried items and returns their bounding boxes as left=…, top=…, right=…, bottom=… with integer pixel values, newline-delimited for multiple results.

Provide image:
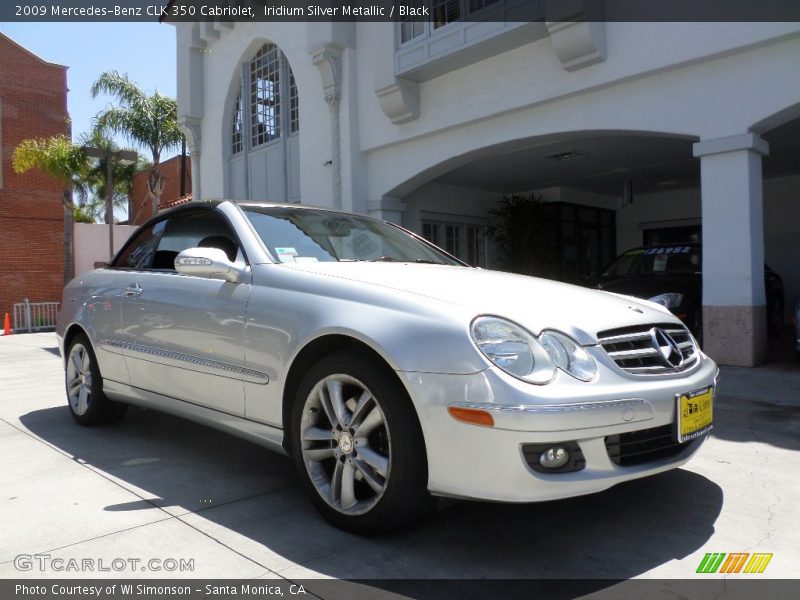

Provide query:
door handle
left=124, top=284, right=143, bottom=297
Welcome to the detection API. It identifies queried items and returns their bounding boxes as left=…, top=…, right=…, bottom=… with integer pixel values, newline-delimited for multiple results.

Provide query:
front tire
left=289, top=352, right=435, bottom=534
left=65, top=334, right=127, bottom=426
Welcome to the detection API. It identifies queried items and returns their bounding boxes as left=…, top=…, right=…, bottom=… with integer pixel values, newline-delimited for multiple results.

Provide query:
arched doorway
left=228, top=42, right=300, bottom=202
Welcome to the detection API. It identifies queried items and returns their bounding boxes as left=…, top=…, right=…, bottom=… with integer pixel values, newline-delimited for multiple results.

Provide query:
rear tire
left=65, top=334, right=128, bottom=426
left=289, top=351, right=435, bottom=534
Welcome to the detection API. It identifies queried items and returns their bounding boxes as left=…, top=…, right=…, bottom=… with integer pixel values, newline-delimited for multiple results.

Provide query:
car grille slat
left=606, top=347, right=660, bottom=359
left=605, top=424, right=696, bottom=466
left=597, top=322, right=699, bottom=375
left=598, top=331, right=653, bottom=344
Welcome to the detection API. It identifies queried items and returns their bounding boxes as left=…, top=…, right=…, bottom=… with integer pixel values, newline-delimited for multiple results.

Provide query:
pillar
left=692, top=133, right=769, bottom=366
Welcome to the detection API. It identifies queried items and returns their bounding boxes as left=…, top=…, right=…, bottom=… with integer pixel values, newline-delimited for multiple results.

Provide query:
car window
left=243, top=207, right=462, bottom=265
left=152, top=211, right=242, bottom=271
left=112, top=220, right=167, bottom=270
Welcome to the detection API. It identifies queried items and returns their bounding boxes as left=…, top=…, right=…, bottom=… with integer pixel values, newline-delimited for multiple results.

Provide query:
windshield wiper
left=368, top=256, right=444, bottom=264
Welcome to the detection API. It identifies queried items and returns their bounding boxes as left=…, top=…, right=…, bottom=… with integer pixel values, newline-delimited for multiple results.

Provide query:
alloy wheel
left=66, top=343, right=93, bottom=416
left=300, top=374, right=391, bottom=515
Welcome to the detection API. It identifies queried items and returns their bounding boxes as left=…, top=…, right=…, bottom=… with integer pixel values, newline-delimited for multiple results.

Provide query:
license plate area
left=676, top=385, right=714, bottom=443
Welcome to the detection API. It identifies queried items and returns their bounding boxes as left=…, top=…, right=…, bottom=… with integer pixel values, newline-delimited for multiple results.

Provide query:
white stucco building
left=170, top=13, right=800, bottom=367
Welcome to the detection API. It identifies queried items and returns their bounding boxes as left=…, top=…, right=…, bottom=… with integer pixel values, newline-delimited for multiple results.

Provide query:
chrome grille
left=597, top=323, right=699, bottom=375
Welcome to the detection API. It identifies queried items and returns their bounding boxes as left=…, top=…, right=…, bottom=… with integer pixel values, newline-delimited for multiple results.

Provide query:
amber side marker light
left=448, top=406, right=495, bottom=427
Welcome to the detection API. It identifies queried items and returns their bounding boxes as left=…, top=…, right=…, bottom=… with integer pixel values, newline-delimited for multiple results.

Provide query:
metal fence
left=12, top=299, right=60, bottom=333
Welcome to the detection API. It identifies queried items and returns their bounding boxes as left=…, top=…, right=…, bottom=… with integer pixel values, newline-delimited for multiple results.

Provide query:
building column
left=692, top=133, right=769, bottom=367
left=312, top=44, right=344, bottom=209
left=175, top=23, right=205, bottom=203
left=368, top=197, right=406, bottom=225
left=179, top=116, right=201, bottom=203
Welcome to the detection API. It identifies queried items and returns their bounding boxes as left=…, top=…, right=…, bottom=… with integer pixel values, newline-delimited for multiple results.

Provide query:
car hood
left=596, top=274, right=700, bottom=300
left=281, top=262, right=677, bottom=345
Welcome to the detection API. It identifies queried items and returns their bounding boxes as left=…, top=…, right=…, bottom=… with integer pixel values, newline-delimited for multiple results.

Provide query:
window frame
left=229, top=43, right=299, bottom=157
left=231, top=90, right=244, bottom=155
left=250, top=43, right=283, bottom=147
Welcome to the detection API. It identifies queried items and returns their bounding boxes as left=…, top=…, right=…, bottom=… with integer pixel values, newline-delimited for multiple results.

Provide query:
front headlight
left=648, top=292, right=684, bottom=309
left=539, top=330, right=597, bottom=382
left=470, top=316, right=597, bottom=384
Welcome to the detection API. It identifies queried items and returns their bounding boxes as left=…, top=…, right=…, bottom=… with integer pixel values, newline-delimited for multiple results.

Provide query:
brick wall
left=0, top=33, right=68, bottom=318
left=130, top=154, right=191, bottom=225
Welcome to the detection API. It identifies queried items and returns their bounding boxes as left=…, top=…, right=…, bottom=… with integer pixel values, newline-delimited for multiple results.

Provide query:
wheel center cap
left=338, top=432, right=354, bottom=455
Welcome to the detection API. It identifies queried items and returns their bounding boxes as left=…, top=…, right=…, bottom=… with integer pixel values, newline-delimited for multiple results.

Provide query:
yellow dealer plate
left=677, top=386, right=714, bottom=443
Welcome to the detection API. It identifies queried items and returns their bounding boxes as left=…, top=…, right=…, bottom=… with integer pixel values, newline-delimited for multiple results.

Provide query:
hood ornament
left=650, top=328, right=684, bottom=368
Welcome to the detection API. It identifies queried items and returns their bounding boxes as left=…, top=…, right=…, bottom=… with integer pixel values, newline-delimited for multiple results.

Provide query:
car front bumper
left=398, top=348, right=719, bottom=503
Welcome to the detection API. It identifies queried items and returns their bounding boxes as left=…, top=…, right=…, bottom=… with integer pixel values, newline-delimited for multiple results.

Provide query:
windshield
left=602, top=246, right=701, bottom=278
left=242, top=206, right=463, bottom=266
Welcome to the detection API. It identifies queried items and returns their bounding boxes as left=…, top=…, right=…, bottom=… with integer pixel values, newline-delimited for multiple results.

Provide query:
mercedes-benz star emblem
left=338, top=432, right=354, bottom=455
left=650, top=328, right=684, bottom=368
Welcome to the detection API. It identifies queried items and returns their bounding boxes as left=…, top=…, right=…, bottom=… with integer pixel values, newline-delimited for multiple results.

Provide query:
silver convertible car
left=57, top=201, right=718, bottom=533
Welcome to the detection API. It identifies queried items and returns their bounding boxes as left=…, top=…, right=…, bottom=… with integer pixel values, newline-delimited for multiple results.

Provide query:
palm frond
left=12, top=135, right=88, bottom=185
left=90, top=71, right=147, bottom=109
left=91, top=72, right=185, bottom=166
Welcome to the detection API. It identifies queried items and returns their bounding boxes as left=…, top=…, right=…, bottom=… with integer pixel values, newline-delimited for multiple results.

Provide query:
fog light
left=539, top=446, right=570, bottom=469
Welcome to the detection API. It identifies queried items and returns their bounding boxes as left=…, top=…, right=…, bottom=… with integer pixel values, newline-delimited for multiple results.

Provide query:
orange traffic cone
left=3, top=313, right=11, bottom=336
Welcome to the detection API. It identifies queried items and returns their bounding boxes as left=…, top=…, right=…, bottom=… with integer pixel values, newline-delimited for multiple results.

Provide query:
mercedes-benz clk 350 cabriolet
left=57, top=200, right=718, bottom=533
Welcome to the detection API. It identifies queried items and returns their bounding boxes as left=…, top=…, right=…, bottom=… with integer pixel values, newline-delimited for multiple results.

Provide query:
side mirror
left=175, top=247, right=247, bottom=283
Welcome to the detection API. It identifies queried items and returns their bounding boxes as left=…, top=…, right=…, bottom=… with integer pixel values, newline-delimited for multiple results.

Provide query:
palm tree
left=79, top=130, right=146, bottom=224
left=13, top=135, right=89, bottom=284
left=91, top=71, right=184, bottom=217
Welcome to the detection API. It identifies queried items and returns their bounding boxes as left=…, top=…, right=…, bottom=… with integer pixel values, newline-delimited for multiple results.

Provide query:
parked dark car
left=593, top=243, right=784, bottom=343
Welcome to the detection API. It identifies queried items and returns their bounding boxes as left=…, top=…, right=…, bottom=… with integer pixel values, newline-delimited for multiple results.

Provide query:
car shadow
left=19, top=405, right=722, bottom=592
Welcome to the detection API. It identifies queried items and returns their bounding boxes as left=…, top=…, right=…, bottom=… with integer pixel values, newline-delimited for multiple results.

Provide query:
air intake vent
left=597, top=323, right=699, bottom=375
left=605, top=424, right=697, bottom=467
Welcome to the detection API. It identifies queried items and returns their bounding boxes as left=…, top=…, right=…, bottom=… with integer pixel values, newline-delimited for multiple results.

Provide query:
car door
left=97, top=220, right=169, bottom=386
left=118, top=208, right=251, bottom=415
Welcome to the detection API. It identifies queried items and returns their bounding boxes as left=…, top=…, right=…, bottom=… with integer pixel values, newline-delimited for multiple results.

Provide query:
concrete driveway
left=0, top=333, right=798, bottom=592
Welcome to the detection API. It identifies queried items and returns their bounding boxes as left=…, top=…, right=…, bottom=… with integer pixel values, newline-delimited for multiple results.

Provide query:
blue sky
left=0, top=22, right=177, bottom=158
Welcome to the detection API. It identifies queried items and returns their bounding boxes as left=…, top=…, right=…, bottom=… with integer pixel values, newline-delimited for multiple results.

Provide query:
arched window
left=228, top=43, right=300, bottom=202
left=250, top=43, right=281, bottom=146
left=231, top=90, right=243, bottom=155
left=289, top=70, right=299, bottom=134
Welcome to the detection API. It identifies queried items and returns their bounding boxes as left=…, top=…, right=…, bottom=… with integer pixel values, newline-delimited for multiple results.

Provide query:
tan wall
left=73, top=223, right=137, bottom=276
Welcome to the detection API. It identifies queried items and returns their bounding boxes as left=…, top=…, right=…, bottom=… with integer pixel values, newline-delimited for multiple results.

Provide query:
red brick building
left=0, top=34, right=69, bottom=318
left=129, top=154, right=191, bottom=225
